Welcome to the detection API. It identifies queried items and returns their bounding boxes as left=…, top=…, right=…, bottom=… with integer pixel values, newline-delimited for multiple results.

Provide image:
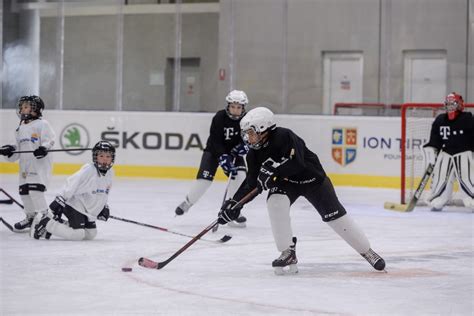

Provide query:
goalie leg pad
left=452, top=151, right=474, bottom=198
left=267, top=194, right=293, bottom=252
left=428, top=151, right=456, bottom=210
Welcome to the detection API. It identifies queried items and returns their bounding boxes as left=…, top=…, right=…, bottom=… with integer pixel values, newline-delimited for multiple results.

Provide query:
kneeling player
left=217, top=107, right=386, bottom=275
left=32, top=141, right=115, bottom=240
left=423, top=92, right=473, bottom=211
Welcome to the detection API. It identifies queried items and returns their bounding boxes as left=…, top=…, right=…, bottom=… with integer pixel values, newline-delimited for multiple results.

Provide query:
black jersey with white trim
left=424, top=111, right=474, bottom=155
left=234, top=127, right=326, bottom=201
left=204, top=110, right=242, bottom=157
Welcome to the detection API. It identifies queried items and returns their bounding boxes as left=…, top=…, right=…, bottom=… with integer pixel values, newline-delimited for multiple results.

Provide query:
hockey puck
left=122, top=267, right=132, bottom=272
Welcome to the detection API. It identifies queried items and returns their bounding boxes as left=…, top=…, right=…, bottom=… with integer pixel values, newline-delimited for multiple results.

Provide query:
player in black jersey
left=423, top=92, right=473, bottom=211
left=174, top=90, right=249, bottom=226
left=217, top=107, right=385, bottom=274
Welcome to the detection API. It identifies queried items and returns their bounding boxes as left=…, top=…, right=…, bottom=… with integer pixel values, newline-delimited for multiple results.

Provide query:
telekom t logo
left=439, top=126, right=450, bottom=140
left=224, top=127, right=235, bottom=140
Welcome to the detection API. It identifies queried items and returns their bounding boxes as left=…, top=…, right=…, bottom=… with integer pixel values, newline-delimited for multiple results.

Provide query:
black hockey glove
left=218, top=154, right=237, bottom=176
left=257, top=161, right=278, bottom=192
left=97, top=205, right=110, bottom=221
left=49, top=196, right=66, bottom=219
left=217, top=199, right=242, bottom=224
left=231, top=143, right=249, bottom=157
left=0, top=145, right=15, bottom=158
left=33, top=146, right=48, bottom=159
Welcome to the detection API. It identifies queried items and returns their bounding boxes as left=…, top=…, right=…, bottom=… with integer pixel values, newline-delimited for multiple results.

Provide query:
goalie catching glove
left=217, top=199, right=243, bottom=224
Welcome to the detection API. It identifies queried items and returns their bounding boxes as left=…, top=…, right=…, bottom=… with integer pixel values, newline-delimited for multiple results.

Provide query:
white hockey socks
left=186, top=179, right=212, bottom=205
left=227, top=170, right=247, bottom=198
left=46, top=220, right=86, bottom=240
left=267, top=194, right=294, bottom=252
left=20, top=191, right=48, bottom=217
left=327, top=214, right=370, bottom=254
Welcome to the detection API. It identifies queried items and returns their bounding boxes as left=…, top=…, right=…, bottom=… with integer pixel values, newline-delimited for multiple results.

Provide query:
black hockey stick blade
left=0, top=217, right=15, bottom=232
left=0, top=199, right=14, bottom=204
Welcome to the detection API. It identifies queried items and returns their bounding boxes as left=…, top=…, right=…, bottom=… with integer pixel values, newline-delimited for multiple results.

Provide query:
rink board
left=0, top=109, right=411, bottom=188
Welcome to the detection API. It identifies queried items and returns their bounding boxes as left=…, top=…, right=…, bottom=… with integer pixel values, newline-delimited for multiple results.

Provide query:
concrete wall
left=39, top=9, right=219, bottom=112
left=2, top=0, right=472, bottom=111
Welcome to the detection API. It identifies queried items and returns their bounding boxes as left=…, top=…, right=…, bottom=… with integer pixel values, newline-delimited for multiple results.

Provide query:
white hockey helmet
left=240, top=107, right=276, bottom=149
left=225, top=90, right=248, bottom=120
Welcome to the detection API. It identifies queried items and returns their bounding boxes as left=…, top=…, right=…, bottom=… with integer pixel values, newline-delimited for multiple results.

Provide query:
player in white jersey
left=32, top=141, right=115, bottom=240
left=0, top=95, right=56, bottom=231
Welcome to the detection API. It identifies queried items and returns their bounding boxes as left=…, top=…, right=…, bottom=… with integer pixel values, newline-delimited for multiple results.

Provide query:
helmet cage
left=17, top=95, right=44, bottom=121
left=241, top=126, right=268, bottom=150
left=92, top=142, right=116, bottom=175
left=444, top=93, right=464, bottom=120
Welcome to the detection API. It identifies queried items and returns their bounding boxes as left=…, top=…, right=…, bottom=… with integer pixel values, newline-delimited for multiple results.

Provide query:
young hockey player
left=217, top=107, right=386, bottom=274
left=32, top=141, right=115, bottom=240
left=0, top=95, right=55, bottom=231
left=422, top=92, right=473, bottom=211
left=174, top=90, right=249, bottom=226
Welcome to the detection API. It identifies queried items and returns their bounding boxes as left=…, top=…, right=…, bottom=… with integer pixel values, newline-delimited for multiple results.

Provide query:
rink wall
left=0, top=109, right=412, bottom=188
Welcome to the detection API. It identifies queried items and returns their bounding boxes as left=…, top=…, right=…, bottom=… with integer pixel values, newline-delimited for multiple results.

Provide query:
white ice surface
left=0, top=174, right=473, bottom=315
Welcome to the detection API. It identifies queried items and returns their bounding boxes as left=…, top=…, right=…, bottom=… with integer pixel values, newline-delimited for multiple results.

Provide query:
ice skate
left=361, top=248, right=386, bottom=271
left=227, top=215, right=247, bottom=228
left=272, top=237, right=298, bottom=275
left=14, top=216, right=33, bottom=231
left=175, top=198, right=192, bottom=216
left=33, top=214, right=51, bottom=240
left=430, top=207, right=442, bottom=212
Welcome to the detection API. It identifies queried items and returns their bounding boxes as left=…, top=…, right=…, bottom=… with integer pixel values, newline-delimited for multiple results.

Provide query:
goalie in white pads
left=174, top=90, right=249, bottom=227
left=32, top=141, right=115, bottom=240
left=217, top=107, right=385, bottom=275
left=423, top=92, right=474, bottom=211
left=0, top=95, right=55, bottom=231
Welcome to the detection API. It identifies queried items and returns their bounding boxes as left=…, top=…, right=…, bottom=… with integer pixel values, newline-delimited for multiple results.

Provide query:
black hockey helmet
left=17, top=95, right=45, bottom=121
left=92, top=141, right=116, bottom=175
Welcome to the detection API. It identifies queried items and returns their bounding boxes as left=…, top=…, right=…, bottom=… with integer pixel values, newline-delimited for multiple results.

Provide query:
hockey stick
left=11, top=148, right=92, bottom=154
left=211, top=174, right=234, bottom=233
left=0, top=217, right=15, bottom=232
left=0, top=188, right=24, bottom=209
left=109, top=215, right=232, bottom=243
left=0, top=199, right=13, bottom=204
left=384, top=162, right=434, bottom=212
left=139, top=187, right=259, bottom=270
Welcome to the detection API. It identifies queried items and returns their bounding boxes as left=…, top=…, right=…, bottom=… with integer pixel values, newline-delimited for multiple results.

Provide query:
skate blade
left=227, top=221, right=246, bottom=228
left=274, top=264, right=298, bottom=275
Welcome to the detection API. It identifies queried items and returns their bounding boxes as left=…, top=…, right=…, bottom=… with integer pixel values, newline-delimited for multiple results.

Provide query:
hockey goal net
left=401, top=103, right=474, bottom=204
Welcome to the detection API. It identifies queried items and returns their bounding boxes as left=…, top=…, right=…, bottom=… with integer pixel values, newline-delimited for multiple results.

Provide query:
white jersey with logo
left=6, top=118, right=55, bottom=186
left=60, top=163, right=113, bottom=219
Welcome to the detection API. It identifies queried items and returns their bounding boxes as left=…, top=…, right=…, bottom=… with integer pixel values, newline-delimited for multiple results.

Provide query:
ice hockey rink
left=0, top=174, right=472, bottom=316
